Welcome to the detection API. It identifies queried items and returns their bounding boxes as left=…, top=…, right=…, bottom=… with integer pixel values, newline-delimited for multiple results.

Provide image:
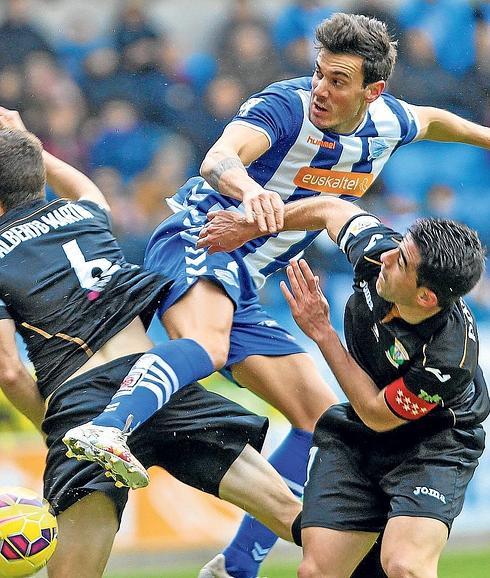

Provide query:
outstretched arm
left=414, top=106, right=490, bottom=149
left=42, top=151, right=110, bottom=211
left=0, top=319, right=44, bottom=432
left=200, top=123, right=284, bottom=234
left=281, top=259, right=405, bottom=432
left=271, top=194, right=365, bottom=241
left=0, top=107, right=110, bottom=211
left=198, top=195, right=365, bottom=253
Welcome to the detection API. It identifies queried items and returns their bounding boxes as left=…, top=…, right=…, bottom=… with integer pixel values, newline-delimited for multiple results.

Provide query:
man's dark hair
left=0, top=129, right=45, bottom=212
left=409, top=218, right=486, bottom=308
left=315, top=13, right=397, bottom=86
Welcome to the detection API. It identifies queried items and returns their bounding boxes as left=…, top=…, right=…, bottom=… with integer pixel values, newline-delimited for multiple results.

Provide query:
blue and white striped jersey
left=168, top=76, right=420, bottom=287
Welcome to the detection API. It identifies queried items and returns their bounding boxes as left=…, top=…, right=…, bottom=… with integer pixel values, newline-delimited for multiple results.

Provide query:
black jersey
left=335, top=213, right=489, bottom=429
left=0, top=198, right=168, bottom=399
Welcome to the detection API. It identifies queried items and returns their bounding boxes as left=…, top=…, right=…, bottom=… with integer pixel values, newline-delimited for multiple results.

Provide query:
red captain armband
left=384, top=377, right=438, bottom=421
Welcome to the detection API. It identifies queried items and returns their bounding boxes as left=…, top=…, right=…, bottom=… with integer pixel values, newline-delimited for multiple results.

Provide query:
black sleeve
left=337, top=213, right=402, bottom=283
left=71, top=199, right=114, bottom=234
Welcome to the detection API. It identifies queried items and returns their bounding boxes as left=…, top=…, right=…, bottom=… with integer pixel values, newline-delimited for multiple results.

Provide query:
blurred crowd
left=0, top=0, right=489, bottom=324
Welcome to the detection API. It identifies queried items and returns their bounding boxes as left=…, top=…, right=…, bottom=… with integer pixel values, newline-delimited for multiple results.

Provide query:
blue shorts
left=145, top=211, right=305, bottom=380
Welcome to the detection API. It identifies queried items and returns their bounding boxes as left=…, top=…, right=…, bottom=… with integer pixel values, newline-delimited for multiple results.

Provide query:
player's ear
left=416, top=287, right=438, bottom=309
left=364, top=80, right=385, bottom=103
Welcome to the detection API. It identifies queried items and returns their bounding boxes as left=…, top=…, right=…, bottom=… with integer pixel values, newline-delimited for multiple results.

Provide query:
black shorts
left=302, top=404, right=485, bottom=533
left=42, top=354, right=268, bottom=522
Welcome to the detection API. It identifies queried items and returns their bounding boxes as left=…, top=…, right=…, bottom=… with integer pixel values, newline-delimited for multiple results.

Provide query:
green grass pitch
left=106, top=547, right=490, bottom=577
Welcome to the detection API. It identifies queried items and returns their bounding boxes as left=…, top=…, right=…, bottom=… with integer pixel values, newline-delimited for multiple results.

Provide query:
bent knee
left=298, top=558, right=328, bottom=578
left=282, top=396, right=332, bottom=431
left=164, top=330, right=230, bottom=370
left=162, top=318, right=230, bottom=370
left=201, top=339, right=230, bottom=370
left=383, top=556, right=426, bottom=578
left=280, top=380, right=338, bottom=429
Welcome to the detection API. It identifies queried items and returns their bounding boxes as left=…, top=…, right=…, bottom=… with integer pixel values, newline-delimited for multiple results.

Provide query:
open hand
left=280, top=259, right=332, bottom=342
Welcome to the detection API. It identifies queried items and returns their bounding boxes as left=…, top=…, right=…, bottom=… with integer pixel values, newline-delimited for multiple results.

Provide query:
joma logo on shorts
left=413, top=486, right=446, bottom=503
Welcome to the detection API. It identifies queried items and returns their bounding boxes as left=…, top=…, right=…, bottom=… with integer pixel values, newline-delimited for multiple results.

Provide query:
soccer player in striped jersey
left=68, top=12, right=490, bottom=578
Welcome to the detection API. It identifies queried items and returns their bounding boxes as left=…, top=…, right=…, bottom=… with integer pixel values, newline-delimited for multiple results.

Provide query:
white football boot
left=198, top=554, right=234, bottom=578
left=62, top=420, right=149, bottom=489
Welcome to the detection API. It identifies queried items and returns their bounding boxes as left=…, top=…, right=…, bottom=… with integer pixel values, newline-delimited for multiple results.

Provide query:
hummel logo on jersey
left=238, top=97, right=264, bottom=116
left=413, top=486, right=446, bottom=504
left=307, top=135, right=336, bottom=149
left=425, top=367, right=451, bottom=382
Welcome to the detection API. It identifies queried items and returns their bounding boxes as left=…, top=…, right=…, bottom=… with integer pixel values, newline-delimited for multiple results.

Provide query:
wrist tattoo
left=207, top=158, right=246, bottom=191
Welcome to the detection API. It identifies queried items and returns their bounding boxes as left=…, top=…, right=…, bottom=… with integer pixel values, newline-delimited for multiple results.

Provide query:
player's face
left=310, top=50, right=383, bottom=134
left=376, top=236, right=421, bottom=305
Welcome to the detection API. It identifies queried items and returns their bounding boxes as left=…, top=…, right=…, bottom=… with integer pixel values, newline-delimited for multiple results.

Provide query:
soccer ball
left=0, top=487, right=58, bottom=577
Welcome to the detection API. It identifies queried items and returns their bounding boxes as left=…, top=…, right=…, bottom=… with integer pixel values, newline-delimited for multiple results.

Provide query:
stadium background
left=0, top=0, right=488, bottom=575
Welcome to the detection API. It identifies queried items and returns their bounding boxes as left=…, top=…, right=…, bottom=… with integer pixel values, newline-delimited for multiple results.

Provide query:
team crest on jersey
left=385, top=338, right=409, bottom=368
left=238, top=97, right=264, bottom=116
left=368, top=137, right=389, bottom=161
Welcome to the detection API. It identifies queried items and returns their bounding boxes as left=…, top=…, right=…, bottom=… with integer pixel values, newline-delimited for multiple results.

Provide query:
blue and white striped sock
left=93, top=339, right=214, bottom=431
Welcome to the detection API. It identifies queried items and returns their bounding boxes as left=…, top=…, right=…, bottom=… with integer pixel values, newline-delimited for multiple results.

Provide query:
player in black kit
left=0, top=108, right=301, bottom=578
left=198, top=196, right=489, bottom=578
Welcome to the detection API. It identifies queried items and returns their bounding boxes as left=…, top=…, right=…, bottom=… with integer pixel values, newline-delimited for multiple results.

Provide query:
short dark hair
left=409, top=218, right=486, bottom=308
left=315, top=13, right=397, bottom=86
left=0, top=129, right=45, bottom=212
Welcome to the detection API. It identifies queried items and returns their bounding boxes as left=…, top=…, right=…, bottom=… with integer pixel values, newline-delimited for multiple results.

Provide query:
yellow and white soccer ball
left=0, top=487, right=57, bottom=577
